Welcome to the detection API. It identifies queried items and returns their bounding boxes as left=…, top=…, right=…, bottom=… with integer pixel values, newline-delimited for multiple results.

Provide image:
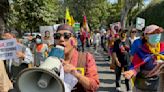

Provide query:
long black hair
left=141, top=27, right=147, bottom=44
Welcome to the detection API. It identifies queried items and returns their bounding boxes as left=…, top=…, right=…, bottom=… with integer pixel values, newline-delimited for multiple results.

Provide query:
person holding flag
left=123, top=25, right=164, bottom=92
left=83, top=16, right=90, bottom=47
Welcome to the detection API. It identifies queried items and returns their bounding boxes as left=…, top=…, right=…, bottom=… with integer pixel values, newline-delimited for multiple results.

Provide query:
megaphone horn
left=16, top=57, right=65, bottom=92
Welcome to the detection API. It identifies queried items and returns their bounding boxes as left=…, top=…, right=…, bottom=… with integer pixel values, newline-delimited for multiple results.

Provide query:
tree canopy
left=137, top=0, right=164, bottom=27
left=6, top=0, right=62, bottom=32
left=5, top=0, right=153, bottom=32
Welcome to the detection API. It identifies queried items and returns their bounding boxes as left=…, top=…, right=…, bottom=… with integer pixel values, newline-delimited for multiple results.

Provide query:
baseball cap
left=56, top=24, right=74, bottom=34
left=144, top=25, right=163, bottom=34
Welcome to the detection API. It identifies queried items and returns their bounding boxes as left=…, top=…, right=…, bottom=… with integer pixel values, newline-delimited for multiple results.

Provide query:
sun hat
left=144, top=25, right=163, bottom=34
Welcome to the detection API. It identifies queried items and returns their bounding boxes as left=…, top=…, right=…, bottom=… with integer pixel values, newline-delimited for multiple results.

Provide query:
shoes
left=116, top=87, right=121, bottom=91
left=94, top=51, right=98, bottom=54
left=127, top=90, right=132, bottom=92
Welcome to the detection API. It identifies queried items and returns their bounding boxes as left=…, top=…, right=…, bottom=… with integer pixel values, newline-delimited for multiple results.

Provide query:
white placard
left=39, top=26, right=55, bottom=45
left=53, top=24, right=60, bottom=33
left=136, top=17, right=145, bottom=30
left=0, top=39, right=17, bottom=60
left=110, top=22, right=121, bottom=34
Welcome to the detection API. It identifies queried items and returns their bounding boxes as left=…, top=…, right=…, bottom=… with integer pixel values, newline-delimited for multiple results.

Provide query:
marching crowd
left=0, top=24, right=164, bottom=92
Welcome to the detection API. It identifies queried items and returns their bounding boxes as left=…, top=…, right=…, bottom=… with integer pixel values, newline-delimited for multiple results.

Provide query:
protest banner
left=110, top=22, right=121, bottom=34
left=0, top=39, right=17, bottom=60
left=136, top=17, right=145, bottom=30
left=53, top=24, right=60, bottom=33
left=39, top=26, right=55, bottom=45
left=73, top=23, right=80, bottom=33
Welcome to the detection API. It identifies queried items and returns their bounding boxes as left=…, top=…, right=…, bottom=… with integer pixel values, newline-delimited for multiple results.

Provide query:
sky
left=108, top=0, right=152, bottom=5
left=144, top=0, right=152, bottom=5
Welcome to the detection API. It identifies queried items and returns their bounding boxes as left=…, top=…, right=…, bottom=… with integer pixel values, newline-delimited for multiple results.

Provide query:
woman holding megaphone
left=52, top=24, right=99, bottom=92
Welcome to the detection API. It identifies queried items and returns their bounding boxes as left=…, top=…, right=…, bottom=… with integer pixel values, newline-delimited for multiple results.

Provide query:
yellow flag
left=65, top=8, right=71, bottom=26
left=71, top=16, right=75, bottom=26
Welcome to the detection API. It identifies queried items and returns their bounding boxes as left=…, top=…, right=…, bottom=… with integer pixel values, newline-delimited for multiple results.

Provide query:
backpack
left=72, top=52, right=87, bottom=92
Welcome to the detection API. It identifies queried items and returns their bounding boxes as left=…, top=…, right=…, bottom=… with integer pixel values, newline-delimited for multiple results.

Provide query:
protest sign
left=110, top=22, right=121, bottom=34
left=0, top=39, right=17, bottom=60
left=136, top=17, right=145, bottom=30
left=53, top=24, right=60, bottom=33
left=73, top=23, right=80, bottom=33
left=39, top=26, right=55, bottom=45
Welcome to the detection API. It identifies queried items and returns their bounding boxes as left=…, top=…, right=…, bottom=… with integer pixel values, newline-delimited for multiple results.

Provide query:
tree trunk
left=120, top=0, right=137, bottom=29
left=0, top=17, right=5, bottom=34
left=121, top=7, right=130, bottom=29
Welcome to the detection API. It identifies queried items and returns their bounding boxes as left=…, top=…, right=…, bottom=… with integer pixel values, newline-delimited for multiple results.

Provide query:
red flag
left=83, top=16, right=90, bottom=32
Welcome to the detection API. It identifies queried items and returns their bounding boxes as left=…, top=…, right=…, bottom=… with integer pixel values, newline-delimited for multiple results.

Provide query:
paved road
left=85, top=46, right=127, bottom=92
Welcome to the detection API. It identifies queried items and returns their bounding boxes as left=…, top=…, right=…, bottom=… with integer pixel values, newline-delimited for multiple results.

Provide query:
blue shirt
left=130, top=38, right=142, bottom=56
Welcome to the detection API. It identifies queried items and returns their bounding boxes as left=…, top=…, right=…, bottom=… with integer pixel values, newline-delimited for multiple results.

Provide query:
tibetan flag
left=83, top=16, right=90, bottom=32
left=83, top=16, right=87, bottom=28
left=65, top=8, right=71, bottom=26
left=129, top=43, right=164, bottom=70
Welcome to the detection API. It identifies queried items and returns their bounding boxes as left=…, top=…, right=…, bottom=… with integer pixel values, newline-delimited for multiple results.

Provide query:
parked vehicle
left=22, top=32, right=41, bottom=39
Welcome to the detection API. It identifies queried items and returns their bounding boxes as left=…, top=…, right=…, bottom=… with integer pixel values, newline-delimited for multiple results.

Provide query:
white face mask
left=148, top=34, right=161, bottom=44
left=36, top=38, right=42, bottom=44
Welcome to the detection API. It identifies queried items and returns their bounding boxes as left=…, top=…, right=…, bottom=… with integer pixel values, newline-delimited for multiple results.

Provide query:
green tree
left=63, top=0, right=111, bottom=29
left=137, top=0, right=164, bottom=27
left=106, top=1, right=123, bottom=27
left=120, top=0, right=144, bottom=29
left=6, top=0, right=62, bottom=32
left=0, top=0, right=9, bottom=34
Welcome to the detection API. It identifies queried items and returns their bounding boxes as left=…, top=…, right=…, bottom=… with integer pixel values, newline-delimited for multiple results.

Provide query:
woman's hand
left=123, top=70, right=135, bottom=79
left=146, top=61, right=164, bottom=77
left=116, top=60, right=121, bottom=67
left=62, top=60, right=76, bottom=73
left=61, top=60, right=81, bottom=78
left=16, top=51, right=25, bottom=58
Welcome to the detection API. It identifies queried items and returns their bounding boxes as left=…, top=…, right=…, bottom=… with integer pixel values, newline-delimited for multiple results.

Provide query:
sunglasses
left=54, top=32, right=72, bottom=40
left=131, top=31, right=137, bottom=33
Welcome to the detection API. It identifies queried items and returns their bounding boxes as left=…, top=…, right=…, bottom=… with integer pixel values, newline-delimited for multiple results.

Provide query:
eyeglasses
left=54, top=32, right=72, bottom=40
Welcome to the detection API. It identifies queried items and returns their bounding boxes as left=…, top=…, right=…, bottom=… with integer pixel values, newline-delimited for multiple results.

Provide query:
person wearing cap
left=112, top=29, right=131, bottom=92
left=123, top=25, right=164, bottom=92
left=34, top=35, right=49, bottom=67
left=52, top=24, right=99, bottom=92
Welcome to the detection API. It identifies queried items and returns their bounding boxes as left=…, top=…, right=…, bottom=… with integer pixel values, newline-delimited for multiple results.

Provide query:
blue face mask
left=148, top=34, right=161, bottom=44
left=36, top=38, right=42, bottom=44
